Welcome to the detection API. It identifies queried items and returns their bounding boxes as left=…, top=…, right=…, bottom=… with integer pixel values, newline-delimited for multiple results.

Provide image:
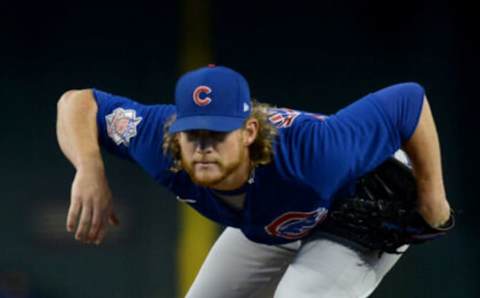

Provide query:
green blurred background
left=1, top=0, right=478, bottom=297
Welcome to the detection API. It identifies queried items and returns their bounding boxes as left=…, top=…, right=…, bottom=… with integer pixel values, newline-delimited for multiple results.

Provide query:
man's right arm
left=57, top=89, right=119, bottom=245
left=57, top=89, right=101, bottom=168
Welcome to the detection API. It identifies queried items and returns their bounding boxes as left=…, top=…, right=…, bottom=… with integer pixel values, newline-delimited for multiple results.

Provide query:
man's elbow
left=57, top=89, right=96, bottom=111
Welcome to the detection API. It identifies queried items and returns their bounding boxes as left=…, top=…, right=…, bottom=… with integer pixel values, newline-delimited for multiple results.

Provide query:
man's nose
left=195, top=138, right=213, bottom=152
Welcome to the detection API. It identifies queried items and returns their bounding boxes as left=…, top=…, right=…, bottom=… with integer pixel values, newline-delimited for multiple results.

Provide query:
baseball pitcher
left=56, top=65, right=453, bottom=297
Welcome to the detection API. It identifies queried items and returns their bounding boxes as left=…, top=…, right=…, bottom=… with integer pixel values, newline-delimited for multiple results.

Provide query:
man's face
left=178, top=129, right=248, bottom=187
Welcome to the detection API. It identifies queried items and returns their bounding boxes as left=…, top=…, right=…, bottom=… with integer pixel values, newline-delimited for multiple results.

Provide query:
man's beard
left=181, top=156, right=242, bottom=188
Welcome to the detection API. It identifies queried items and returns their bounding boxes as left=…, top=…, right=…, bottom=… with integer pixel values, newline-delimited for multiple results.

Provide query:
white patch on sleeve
left=267, top=108, right=301, bottom=128
left=105, top=108, right=143, bottom=146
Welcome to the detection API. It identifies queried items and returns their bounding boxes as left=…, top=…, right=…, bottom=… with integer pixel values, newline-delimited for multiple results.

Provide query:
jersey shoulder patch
left=267, top=108, right=327, bottom=129
left=267, top=108, right=301, bottom=128
left=106, top=107, right=143, bottom=146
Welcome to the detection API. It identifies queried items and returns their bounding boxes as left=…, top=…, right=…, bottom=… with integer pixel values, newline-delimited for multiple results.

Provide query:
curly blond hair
left=163, top=101, right=277, bottom=172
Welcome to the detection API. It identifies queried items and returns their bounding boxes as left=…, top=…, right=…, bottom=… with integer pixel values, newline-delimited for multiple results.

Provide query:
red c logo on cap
left=193, top=86, right=212, bottom=106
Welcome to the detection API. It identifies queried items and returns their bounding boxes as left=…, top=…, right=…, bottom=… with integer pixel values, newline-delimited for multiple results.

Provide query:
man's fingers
left=108, top=212, right=120, bottom=226
left=94, top=218, right=109, bottom=245
left=88, top=207, right=105, bottom=241
left=75, top=205, right=92, bottom=242
left=93, top=211, right=118, bottom=245
left=66, top=199, right=81, bottom=233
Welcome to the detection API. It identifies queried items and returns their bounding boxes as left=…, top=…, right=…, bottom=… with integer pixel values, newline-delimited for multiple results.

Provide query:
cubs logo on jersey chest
left=265, top=207, right=328, bottom=240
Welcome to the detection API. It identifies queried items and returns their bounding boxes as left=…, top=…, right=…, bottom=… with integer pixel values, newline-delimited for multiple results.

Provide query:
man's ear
left=174, top=132, right=181, bottom=143
left=243, top=118, right=259, bottom=146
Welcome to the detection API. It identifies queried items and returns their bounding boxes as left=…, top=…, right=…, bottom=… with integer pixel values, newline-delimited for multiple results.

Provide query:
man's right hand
left=66, top=162, right=119, bottom=245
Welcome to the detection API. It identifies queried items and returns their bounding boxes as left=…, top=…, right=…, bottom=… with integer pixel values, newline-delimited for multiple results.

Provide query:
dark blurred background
left=1, top=0, right=478, bottom=297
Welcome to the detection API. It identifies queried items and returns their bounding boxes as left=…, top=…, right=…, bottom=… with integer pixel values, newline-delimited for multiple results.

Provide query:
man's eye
left=184, top=131, right=227, bottom=142
left=185, top=132, right=198, bottom=141
left=211, top=132, right=227, bottom=141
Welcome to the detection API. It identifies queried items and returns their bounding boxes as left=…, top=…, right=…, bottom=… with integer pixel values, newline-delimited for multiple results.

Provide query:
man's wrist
left=435, top=209, right=455, bottom=230
left=416, top=191, right=451, bottom=226
left=76, top=155, right=105, bottom=172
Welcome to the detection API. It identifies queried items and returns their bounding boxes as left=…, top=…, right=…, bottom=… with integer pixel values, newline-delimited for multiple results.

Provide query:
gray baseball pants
left=185, top=227, right=407, bottom=298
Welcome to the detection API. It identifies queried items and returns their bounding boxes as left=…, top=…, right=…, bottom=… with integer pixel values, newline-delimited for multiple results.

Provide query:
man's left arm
left=403, top=97, right=451, bottom=228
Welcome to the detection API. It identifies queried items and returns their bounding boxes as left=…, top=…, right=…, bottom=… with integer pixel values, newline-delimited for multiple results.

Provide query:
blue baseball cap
left=169, top=65, right=252, bottom=133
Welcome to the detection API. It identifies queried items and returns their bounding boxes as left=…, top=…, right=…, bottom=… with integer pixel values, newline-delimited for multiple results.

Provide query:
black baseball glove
left=321, top=157, right=454, bottom=254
